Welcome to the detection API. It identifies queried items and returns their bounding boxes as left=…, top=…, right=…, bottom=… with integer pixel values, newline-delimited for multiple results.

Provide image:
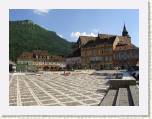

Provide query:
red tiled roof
left=19, top=52, right=33, bottom=59
left=33, top=50, right=48, bottom=56
left=114, top=44, right=138, bottom=51
left=98, top=34, right=116, bottom=39
left=18, top=50, right=65, bottom=62
left=83, top=35, right=116, bottom=48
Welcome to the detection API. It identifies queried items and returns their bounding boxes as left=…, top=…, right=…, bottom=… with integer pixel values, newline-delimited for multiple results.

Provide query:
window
left=109, top=56, right=112, bottom=61
left=109, top=48, right=112, bottom=53
left=98, top=49, right=100, bottom=55
left=100, top=49, right=103, bottom=54
left=105, top=56, right=108, bottom=62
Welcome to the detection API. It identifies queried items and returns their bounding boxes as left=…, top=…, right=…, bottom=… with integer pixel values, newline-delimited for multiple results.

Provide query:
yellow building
left=81, top=35, right=114, bottom=69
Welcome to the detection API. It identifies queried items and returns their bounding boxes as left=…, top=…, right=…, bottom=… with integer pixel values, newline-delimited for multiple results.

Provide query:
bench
left=100, top=89, right=117, bottom=106
left=100, top=71, right=139, bottom=106
left=100, top=85, right=139, bottom=106
left=116, top=88, right=130, bottom=106
left=129, top=85, right=139, bottom=106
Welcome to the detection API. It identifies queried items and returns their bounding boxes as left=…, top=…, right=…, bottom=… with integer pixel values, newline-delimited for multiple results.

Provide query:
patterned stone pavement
left=9, top=71, right=111, bottom=106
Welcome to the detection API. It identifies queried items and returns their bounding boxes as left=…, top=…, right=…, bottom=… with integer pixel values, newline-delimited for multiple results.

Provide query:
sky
left=9, top=9, right=139, bottom=46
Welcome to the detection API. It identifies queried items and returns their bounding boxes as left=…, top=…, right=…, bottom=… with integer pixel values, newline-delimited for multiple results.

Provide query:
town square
left=9, top=70, right=110, bottom=106
left=9, top=70, right=139, bottom=106
left=9, top=9, right=139, bottom=106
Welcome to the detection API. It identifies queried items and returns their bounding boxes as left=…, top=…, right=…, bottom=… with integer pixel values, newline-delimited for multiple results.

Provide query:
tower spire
left=122, top=23, right=128, bottom=36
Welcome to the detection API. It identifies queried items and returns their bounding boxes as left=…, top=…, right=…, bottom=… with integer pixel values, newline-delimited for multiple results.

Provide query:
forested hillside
left=9, top=20, right=73, bottom=61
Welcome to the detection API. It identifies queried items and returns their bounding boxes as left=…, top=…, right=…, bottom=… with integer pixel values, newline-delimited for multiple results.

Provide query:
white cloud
left=41, top=25, right=49, bottom=30
left=92, top=28, right=103, bottom=34
left=70, top=31, right=97, bottom=42
left=57, top=33, right=64, bottom=38
left=33, top=9, right=51, bottom=15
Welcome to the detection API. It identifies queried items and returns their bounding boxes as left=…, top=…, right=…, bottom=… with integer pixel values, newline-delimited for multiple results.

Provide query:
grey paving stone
left=20, top=93, right=31, bottom=95
left=64, top=102, right=82, bottom=106
left=50, top=92, right=62, bottom=96
left=22, top=102, right=38, bottom=106
left=21, top=96, right=33, bottom=99
left=9, top=99, right=17, bottom=103
left=82, top=100, right=98, bottom=104
left=74, top=96, right=88, bottom=100
left=36, top=94, right=48, bottom=97
left=89, top=94, right=101, bottom=98
left=68, top=93, right=77, bottom=96
left=21, top=98, right=36, bottom=102
left=90, top=104, right=99, bottom=106
left=53, top=95, right=66, bottom=98
left=83, top=92, right=93, bottom=95
left=58, top=98, right=73, bottom=102
left=69, top=94, right=82, bottom=97
left=41, top=100, right=57, bottom=104
left=44, top=104, right=61, bottom=106
left=38, top=96, right=52, bottom=100
left=9, top=103, right=17, bottom=106
left=9, top=96, right=17, bottom=99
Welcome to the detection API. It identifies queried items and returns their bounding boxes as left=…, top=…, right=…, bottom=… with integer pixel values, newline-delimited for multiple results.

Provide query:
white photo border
left=0, top=0, right=148, bottom=116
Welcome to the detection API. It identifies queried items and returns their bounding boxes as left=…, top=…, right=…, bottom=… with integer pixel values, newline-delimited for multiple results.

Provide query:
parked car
left=127, top=67, right=134, bottom=73
left=127, top=66, right=139, bottom=80
left=132, top=70, right=139, bottom=80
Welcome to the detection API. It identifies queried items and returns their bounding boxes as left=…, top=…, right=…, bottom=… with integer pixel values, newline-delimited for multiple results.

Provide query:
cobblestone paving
left=9, top=71, right=110, bottom=106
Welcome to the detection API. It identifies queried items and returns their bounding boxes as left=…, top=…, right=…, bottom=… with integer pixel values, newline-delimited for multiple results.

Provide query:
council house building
left=72, top=24, right=139, bottom=70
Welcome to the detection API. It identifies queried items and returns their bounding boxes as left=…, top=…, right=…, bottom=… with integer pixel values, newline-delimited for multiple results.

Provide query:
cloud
left=41, top=25, right=49, bottom=30
left=57, top=33, right=64, bottom=38
left=33, top=9, right=51, bottom=15
left=70, top=31, right=97, bottom=42
left=92, top=28, right=101, bottom=33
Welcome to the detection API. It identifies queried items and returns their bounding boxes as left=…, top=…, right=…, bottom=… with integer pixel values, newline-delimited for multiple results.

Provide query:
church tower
left=122, top=24, right=131, bottom=44
left=122, top=24, right=131, bottom=38
left=122, top=24, right=129, bottom=36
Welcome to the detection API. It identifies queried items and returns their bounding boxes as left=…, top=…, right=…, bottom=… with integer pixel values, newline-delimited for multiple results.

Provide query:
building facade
left=113, top=44, right=139, bottom=69
left=17, top=50, right=66, bottom=72
left=72, top=24, right=139, bottom=70
left=81, top=36, right=114, bottom=69
left=66, top=57, right=81, bottom=69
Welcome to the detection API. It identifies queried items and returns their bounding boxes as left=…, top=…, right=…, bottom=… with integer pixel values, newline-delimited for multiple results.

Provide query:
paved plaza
left=9, top=70, right=118, bottom=106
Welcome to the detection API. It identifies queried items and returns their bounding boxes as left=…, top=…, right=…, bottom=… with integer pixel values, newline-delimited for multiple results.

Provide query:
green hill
left=9, top=20, right=73, bottom=61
